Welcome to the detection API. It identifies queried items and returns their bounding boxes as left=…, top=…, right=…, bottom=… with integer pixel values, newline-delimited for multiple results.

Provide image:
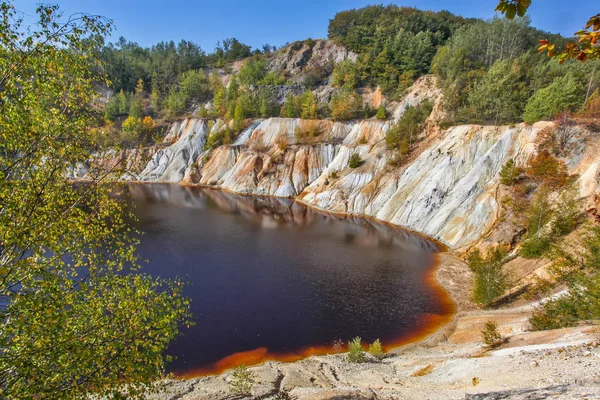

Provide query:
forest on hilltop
left=93, top=5, right=599, bottom=150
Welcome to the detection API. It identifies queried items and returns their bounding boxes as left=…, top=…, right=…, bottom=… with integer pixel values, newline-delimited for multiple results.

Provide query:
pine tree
left=233, top=98, right=245, bottom=132
left=300, top=91, right=318, bottom=119
left=135, top=78, right=144, bottom=97
left=499, top=159, right=522, bottom=186
left=260, top=94, right=268, bottom=118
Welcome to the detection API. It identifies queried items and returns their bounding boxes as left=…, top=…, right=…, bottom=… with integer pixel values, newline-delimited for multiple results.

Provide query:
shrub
left=502, top=182, right=533, bottom=226
left=525, top=187, right=553, bottom=236
left=295, top=122, right=322, bottom=143
left=233, top=98, right=246, bottom=132
left=332, top=59, right=359, bottom=89
left=332, top=339, right=344, bottom=352
left=294, top=125, right=305, bottom=142
left=128, top=97, right=143, bottom=119
left=197, top=104, right=208, bottom=118
left=118, top=129, right=139, bottom=148
left=261, top=72, right=286, bottom=85
left=551, top=185, right=581, bottom=237
left=121, top=116, right=143, bottom=136
left=142, top=116, right=155, bottom=133
left=535, top=126, right=560, bottom=155
left=385, top=101, right=432, bottom=150
left=179, top=69, right=209, bottom=102
left=553, top=114, right=579, bottom=154
left=368, top=339, right=385, bottom=359
left=165, top=89, right=188, bottom=118
left=527, top=151, right=570, bottom=189
left=469, top=247, right=508, bottom=307
left=276, top=137, right=288, bottom=151
left=302, top=64, right=329, bottom=88
left=229, top=365, right=254, bottom=396
left=519, top=187, right=554, bottom=259
left=529, top=225, right=600, bottom=330
left=300, top=91, right=318, bottom=119
left=499, top=159, right=522, bottom=186
left=281, top=92, right=302, bottom=118
left=331, top=89, right=363, bottom=121
left=376, top=106, right=387, bottom=120
left=348, top=153, right=363, bottom=168
left=104, top=90, right=130, bottom=121
left=238, top=57, right=268, bottom=85
left=529, top=298, right=580, bottom=331
left=519, top=234, right=553, bottom=259
left=481, top=321, right=503, bottom=347
left=524, top=276, right=554, bottom=301
left=362, top=104, right=375, bottom=119
left=239, top=58, right=263, bottom=83
left=347, top=337, right=365, bottom=363
left=308, top=123, right=320, bottom=137
left=205, top=127, right=233, bottom=151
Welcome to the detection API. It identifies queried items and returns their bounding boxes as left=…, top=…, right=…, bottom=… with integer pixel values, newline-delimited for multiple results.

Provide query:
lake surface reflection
left=123, top=183, right=450, bottom=375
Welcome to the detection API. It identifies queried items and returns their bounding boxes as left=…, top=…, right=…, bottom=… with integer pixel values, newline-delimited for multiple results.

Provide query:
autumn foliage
left=498, top=1, right=600, bottom=63
left=527, top=151, right=570, bottom=189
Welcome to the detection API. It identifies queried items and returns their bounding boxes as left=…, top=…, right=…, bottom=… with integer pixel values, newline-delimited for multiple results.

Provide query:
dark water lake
left=122, top=183, right=451, bottom=376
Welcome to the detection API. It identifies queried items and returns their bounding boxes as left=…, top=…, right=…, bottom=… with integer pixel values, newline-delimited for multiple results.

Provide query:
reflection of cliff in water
left=127, top=183, right=440, bottom=254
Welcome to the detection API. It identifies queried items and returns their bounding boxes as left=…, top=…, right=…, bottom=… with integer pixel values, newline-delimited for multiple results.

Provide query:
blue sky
left=12, top=1, right=598, bottom=51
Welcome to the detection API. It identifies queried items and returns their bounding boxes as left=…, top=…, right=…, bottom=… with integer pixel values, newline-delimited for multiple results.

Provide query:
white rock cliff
left=99, top=78, right=597, bottom=250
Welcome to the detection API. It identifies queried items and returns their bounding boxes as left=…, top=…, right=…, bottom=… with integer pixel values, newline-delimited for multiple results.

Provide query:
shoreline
left=122, top=180, right=463, bottom=379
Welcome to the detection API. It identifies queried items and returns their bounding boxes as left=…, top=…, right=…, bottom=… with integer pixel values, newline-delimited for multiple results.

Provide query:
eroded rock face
left=81, top=146, right=158, bottom=180
left=139, top=119, right=208, bottom=182
left=133, top=121, right=524, bottom=248
left=268, top=39, right=357, bottom=79
left=126, top=120, right=545, bottom=249
left=110, top=75, right=600, bottom=250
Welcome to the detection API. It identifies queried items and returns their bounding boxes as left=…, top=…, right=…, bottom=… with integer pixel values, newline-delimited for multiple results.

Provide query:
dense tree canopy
left=328, top=5, right=473, bottom=95
left=75, top=3, right=600, bottom=150
left=98, top=36, right=262, bottom=95
left=432, top=15, right=598, bottom=125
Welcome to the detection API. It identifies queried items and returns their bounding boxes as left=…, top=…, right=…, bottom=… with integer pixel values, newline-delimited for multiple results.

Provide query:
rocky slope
left=89, top=76, right=572, bottom=251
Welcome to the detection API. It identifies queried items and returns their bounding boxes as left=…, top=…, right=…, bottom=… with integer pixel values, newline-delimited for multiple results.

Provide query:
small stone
left=530, top=360, right=539, bottom=367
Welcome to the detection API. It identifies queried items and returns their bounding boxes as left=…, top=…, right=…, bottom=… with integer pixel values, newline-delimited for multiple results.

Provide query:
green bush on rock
left=348, top=153, right=363, bottom=168
left=347, top=337, right=366, bottom=363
